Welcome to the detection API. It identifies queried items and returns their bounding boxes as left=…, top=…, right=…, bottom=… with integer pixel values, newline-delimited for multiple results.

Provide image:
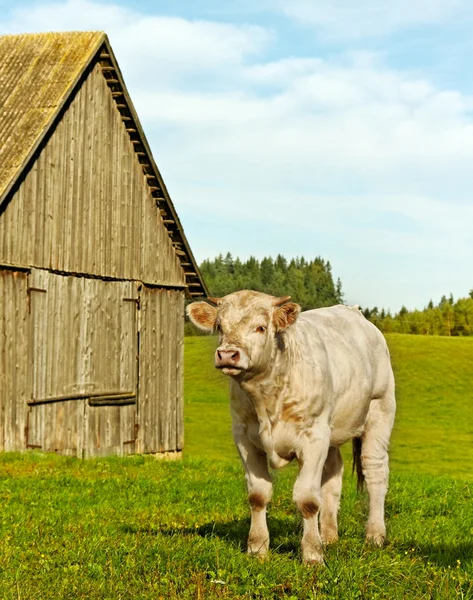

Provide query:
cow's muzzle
left=215, top=346, right=248, bottom=375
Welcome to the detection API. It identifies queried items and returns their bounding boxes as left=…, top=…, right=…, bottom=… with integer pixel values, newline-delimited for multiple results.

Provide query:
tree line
left=185, top=253, right=343, bottom=334
left=199, top=253, right=343, bottom=309
left=362, top=293, right=473, bottom=336
left=187, top=252, right=473, bottom=337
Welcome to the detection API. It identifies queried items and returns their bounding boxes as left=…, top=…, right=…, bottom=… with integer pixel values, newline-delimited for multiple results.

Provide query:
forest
left=199, top=253, right=343, bottom=309
left=362, top=293, right=473, bottom=336
left=190, top=253, right=473, bottom=336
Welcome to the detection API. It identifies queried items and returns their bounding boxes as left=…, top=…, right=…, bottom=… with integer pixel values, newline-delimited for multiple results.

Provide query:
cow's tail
left=352, top=437, right=364, bottom=492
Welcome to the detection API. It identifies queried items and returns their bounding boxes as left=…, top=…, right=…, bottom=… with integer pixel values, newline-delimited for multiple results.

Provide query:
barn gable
left=0, top=31, right=206, bottom=457
left=0, top=31, right=206, bottom=296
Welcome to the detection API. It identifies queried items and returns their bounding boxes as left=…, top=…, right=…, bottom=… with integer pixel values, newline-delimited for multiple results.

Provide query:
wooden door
left=26, top=269, right=139, bottom=457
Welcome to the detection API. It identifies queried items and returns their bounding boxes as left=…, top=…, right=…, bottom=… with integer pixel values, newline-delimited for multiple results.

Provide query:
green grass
left=0, top=453, right=472, bottom=599
left=0, top=333, right=472, bottom=598
left=388, top=334, right=473, bottom=478
left=184, top=334, right=473, bottom=478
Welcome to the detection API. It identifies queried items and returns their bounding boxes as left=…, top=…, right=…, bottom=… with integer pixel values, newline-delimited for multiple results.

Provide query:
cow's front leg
left=293, top=422, right=331, bottom=564
left=233, top=425, right=272, bottom=557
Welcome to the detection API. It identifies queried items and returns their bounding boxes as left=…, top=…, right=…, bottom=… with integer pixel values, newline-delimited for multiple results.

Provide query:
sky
left=1, top=0, right=473, bottom=312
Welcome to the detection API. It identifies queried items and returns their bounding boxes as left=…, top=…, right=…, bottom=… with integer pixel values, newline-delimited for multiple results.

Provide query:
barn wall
left=138, top=287, right=184, bottom=454
left=0, top=269, right=28, bottom=451
left=0, top=62, right=185, bottom=288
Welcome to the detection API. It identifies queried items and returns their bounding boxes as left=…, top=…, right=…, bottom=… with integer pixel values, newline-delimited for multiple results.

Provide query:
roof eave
left=99, top=36, right=208, bottom=299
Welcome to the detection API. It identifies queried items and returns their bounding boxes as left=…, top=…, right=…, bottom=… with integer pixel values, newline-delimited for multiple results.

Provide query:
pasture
left=0, top=333, right=472, bottom=598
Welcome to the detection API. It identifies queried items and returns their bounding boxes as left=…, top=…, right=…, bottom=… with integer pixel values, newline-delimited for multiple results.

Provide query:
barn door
left=26, top=269, right=139, bottom=457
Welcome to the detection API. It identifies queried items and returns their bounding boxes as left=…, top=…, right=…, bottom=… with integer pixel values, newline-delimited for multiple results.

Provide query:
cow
left=187, top=291, right=396, bottom=564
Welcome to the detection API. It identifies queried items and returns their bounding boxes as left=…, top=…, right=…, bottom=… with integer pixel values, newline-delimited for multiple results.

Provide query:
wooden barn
left=0, top=31, right=207, bottom=458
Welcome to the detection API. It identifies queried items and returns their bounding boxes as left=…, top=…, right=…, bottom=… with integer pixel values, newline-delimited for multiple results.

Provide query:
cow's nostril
left=231, top=351, right=239, bottom=361
left=217, top=351, right=223, bottom=360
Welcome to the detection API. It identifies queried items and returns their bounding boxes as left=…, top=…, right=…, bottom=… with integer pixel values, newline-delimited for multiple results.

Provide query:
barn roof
left=0, top=31, right=207, bottom=298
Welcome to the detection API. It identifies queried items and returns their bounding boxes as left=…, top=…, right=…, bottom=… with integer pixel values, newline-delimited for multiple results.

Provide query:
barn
left=0, top=31, right=207, bottom=458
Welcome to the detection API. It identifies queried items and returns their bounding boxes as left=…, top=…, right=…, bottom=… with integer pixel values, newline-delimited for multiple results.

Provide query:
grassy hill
left=0, top=333, right=472, bottom=598
left=184, top=333, right=473, bottom=478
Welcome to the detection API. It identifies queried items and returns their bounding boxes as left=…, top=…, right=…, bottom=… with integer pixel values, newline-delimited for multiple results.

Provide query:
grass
left=184, top=334, right=473, bottom=478
left=0, top=333, right=472, bottom=598
left=0, top=452, right=472, bottom=599
left=388, top=334, right=473, bottom=478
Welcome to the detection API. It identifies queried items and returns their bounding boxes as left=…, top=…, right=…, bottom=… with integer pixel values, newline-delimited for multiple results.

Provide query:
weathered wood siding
left=0, top=269, right=28, bottom=451
left=0, top=62, right=185, bottom=288
left=0, top=55, right=192, bottom=457
left=138, top=287, right=184, bottom=454
left=28, top=269, right=138, bottom=402
left=25, top=269, right=138, bottom=457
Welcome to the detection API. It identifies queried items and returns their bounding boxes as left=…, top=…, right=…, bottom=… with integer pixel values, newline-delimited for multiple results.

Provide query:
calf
left=187, top=291, right=396, bottom=564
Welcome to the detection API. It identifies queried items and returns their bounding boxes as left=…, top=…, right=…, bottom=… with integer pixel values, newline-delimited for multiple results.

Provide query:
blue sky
left=2, top=0, right=473, bottom=312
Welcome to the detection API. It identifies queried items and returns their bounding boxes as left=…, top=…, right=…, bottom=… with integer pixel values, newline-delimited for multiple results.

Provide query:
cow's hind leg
left=319, top=446, right=343, bottom=544
left=233, top=427, right=272, bottom=557
left=361, top=390, right=396, bottom=546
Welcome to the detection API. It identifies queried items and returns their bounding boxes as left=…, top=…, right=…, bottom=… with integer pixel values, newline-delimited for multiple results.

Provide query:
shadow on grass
left=397, top=541, right=473, bottom=567
left=120, top=516, right=300, bottom=557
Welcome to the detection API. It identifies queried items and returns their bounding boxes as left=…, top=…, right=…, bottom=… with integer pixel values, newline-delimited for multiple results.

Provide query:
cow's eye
left=215, top=323, right=221, bottom=333
left=256, top=325, right=266, bottom=333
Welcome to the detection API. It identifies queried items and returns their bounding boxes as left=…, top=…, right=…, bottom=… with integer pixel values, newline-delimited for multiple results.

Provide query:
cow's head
left=187, top=291, right=300, bottom=377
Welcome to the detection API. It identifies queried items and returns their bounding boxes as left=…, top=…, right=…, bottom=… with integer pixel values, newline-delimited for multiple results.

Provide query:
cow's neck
left=239, top=331, right=295, bottom=425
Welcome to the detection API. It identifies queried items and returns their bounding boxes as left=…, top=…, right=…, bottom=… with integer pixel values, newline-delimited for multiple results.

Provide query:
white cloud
left=3, top=0, right=270, bottom=84
left=279, top=0, right=470, bottom=40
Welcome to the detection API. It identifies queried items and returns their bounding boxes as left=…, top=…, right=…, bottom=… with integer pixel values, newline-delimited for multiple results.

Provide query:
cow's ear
left=186, top=302, right=218, bottom=332
left=273, top=302, right=301, bottom=331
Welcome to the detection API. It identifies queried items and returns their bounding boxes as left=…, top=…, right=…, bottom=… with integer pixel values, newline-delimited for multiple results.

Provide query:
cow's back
left=292, top=305, right=393, bottom=441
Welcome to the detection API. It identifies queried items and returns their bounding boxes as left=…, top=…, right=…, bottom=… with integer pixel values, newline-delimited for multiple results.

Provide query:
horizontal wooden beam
left=89, top=395, right=136, bottom=407
left=28, top=390, right=135, bottom=406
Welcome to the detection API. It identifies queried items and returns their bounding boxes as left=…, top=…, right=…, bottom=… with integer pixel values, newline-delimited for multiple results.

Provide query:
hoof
left=366, top=524, right=386, bottom=547
left=302, top=549, right=324, bottom=565
left=320, top=527, right=338, bottom=545
left=247, top=538, right=269, bottom=557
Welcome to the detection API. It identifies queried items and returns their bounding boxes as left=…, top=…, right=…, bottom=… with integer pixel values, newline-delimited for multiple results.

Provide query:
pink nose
left=216, top=348, right=241, bottom=368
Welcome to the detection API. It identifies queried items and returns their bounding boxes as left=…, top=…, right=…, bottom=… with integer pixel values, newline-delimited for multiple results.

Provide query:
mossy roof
left=0, top=31, right=104, bottom=200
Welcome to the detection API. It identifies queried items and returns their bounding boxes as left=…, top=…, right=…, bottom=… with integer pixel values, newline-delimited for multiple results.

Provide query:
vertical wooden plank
left=106, top=73, right=116, bottom=278
left=0, top=270, right=29, bottom=451
left=62, top=83, right=74, bottom=273
left=176, top=291, right=185, bottom=450
left=49, top=117, right=62, bottom=270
